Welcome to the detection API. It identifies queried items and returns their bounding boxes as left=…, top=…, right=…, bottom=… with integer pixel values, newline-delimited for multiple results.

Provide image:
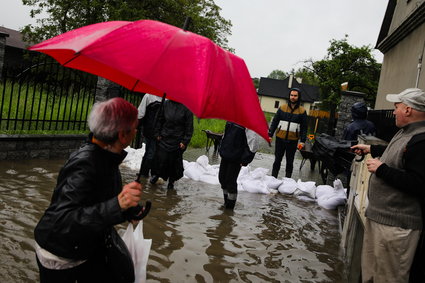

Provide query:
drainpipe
left=416, top=40, right=425, bottom=88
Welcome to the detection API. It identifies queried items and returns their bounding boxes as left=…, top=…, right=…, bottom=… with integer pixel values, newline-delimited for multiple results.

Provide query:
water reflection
left=0, top=150, right=346, bottom=282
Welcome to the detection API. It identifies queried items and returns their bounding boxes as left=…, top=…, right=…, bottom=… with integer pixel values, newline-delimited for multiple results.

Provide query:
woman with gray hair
left=34, top=97, right=144, bottom=282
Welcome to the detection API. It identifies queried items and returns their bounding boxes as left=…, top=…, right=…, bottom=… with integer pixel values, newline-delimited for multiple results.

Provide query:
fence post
left=335, top=91, right=366, bottom=139
left=95, top=77, right=121, bottom=102
left=0, top=31, right=9, bottom=81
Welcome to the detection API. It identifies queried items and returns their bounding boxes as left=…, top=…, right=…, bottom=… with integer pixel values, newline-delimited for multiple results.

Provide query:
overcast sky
left=1, top=0, right=388, bottom=78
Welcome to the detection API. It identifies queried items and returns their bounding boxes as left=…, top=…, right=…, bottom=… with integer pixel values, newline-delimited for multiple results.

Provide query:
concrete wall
left=0, top=134, right=87, bottom=160
left=375, top=1, right=425, bottom=110
left=375, top=23, right=425, bottom=110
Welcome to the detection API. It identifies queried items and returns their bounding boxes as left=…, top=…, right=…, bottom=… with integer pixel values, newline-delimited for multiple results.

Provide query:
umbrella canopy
left=29, top=20, right=270, bottom=141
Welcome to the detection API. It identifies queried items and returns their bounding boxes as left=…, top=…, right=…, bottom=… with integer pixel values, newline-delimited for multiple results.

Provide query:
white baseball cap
left=386, top=88, right=425, bottom=112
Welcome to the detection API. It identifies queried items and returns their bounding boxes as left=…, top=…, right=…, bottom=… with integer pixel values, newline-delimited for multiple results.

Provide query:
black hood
left=289, top=87, right=302, bottom=107
left=351, top=102, right=367, bottom=120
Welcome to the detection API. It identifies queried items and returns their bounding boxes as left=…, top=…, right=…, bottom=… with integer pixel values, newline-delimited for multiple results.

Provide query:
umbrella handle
left=128, top=201, right=152, bottom=220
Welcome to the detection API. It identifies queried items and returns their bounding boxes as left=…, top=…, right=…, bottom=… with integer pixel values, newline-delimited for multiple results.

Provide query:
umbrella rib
left=131, top=80, right=139, bottom=92
left=63, top=52, right=81, bottom=66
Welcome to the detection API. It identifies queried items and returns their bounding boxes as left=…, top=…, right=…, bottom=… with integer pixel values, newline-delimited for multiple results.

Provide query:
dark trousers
left=140, top=137, right=157, bottom=176
left=272, top=138, right=298, bottom=178
left=218, top=158, right=242, bottom=196
left=36, top=254, right=114, bottom=283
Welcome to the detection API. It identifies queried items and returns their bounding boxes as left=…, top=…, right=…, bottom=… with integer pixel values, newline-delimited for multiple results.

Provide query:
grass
left=190, top=118, right=226, bottom=148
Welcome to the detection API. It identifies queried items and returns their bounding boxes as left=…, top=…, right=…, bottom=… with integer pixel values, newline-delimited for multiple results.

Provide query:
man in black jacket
left=352, top=88, right=425, bottom=283
left=137, top=93, right=162, bottom=177
left=218, top=122, right=258, bottom=209
left=342, top=102, right=376, bottom=141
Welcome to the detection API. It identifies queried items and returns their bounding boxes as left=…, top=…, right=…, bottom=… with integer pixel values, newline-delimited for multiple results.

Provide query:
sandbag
left=294, top=180, right=316, bottom=199
left=278, top=177, right=298, bottom=194
left=264, top=175, right=283, bottom=190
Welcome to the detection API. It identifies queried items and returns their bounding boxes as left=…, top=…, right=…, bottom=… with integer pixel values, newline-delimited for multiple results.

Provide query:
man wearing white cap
left=352, top=88, right=425, bottom=282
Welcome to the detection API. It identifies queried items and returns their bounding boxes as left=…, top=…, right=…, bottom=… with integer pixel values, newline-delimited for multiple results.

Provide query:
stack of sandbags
left=183, top=155, right=220, bottom=185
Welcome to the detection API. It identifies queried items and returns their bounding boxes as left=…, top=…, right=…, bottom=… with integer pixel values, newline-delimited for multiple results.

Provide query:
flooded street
left=0, top=148, right=346, bottom=282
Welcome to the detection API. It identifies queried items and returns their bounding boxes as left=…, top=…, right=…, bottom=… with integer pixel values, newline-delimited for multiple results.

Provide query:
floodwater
left=0, top=148, right=346, bottom=283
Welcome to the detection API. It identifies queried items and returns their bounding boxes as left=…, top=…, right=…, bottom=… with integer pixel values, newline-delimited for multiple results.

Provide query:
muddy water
left=0, top=150, right=346, bottom=282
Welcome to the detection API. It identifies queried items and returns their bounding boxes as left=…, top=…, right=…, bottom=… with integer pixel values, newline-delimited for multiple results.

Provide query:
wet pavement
left=0, top=146, right=346, bottom=282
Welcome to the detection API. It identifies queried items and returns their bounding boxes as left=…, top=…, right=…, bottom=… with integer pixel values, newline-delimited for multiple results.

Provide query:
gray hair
left=88, top=97, right=138, bottom=143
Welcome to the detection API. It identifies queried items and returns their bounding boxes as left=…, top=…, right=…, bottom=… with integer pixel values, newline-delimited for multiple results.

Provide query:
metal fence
left=367, top=109, right=398, bottom=142
left=1, top=55, right=142, bottom=133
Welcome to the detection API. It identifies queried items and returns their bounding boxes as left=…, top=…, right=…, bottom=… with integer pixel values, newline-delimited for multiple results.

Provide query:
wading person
left=34, top=97, right=143, bottom=283
left=218, top=121, right=258, bottom=209
left=351, top=88, right=425, bottom=283
left=268, top=87, right=307, bottom=178
left=150, top=99, right=193, bottom=190
left=137, top=93, right=162, bottom=178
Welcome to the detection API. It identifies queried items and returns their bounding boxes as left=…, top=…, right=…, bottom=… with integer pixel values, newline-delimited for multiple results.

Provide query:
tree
left=305, top=36, right=381, bottom=134
left=267, top=69, right=288, bottom=80
left=252, top=77, right=260, bottom=90
left=292, top=67, right=319, bottom=86
left=21, top=0, right=232, bottom=49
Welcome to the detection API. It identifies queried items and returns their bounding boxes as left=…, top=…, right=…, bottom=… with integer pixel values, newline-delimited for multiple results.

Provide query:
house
left=0, top=26, right=29, bottom=69
left=374, top=0, right=425, bottom=109
left=257, top=75, right=320, bottom=114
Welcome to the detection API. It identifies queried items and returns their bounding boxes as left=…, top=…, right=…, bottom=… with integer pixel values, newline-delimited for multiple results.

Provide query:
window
left=274, top=101, right=279, bottom=108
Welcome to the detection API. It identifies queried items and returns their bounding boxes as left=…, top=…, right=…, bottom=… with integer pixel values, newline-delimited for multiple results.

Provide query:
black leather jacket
left=34, top=142, right=128, bottom=260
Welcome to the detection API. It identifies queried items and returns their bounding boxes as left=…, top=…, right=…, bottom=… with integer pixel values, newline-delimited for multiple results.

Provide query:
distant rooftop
left=0, top=26, right=27, bottom=49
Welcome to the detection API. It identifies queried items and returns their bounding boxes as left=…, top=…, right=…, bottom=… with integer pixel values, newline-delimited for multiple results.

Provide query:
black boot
left=272, top=168, right=279, bottom=178
left=167, top=181, right=174, bottom=190
left=223, top=193, right=228, bottom=206
left=225, top=199, right=236, bottom=210
left=285, top=171, right=292, bottom=178
left=150, top=175, right=159, bottom=184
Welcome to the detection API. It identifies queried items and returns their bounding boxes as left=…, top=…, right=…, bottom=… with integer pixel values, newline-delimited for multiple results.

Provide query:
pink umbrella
left=29, top=20, right=270, bottom=141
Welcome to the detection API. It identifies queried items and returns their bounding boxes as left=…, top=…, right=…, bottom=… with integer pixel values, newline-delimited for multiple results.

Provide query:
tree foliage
left=267, top=69, right=288, bottom=80
left=21, top=0, right=232, bottom=49
left=307, top=36, right=381, bottom=108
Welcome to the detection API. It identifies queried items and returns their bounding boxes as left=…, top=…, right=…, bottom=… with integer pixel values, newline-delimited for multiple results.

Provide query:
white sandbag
left=241, top=178, right=270, bottom=194
left=264, top=175, right=283, bottom=190
left=295, top=179, right=316, bottom=199
left=196, top=155, right=210, bottom=169
left=317, top=194, right=346, bottom=210
left=278, top=177, right=298, bottom=194
left=250, top=167, right=269, bottom=180
left=183, top=159, right=190, bottom=169
left=315, top=185, right=335, bottom=199
left=121, top=222, right=152, bottom=283
left=237, top=166, right=250, bottom=184
left=333, top=178, right=344, bottom=190
left=183, top=162, right=206, bottom=181
left=199, top=174, right=220, bottom=185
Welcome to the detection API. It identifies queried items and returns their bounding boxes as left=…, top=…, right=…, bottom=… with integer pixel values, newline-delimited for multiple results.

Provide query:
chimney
left=288, top=74, right=293, bottom=88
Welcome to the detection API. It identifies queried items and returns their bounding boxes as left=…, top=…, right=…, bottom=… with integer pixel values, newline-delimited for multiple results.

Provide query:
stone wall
left=0, top=134, right=87, bottom=160
left=334, top=91, right=366, bottom=139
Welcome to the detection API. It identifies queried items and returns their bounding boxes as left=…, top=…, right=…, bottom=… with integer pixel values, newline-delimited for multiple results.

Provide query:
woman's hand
left=118, top=181, right=142, bottom=210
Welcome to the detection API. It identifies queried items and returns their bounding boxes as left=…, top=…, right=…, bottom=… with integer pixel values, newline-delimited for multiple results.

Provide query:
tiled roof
left=0, top=26, right=27, bottom=49
left=257, top=77, right=319, bottom=103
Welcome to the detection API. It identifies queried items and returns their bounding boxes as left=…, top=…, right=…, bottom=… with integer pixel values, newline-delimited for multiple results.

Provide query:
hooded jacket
left=268, top=89, right=307, bottom=142
left=219, top=122, right=256, bottom=166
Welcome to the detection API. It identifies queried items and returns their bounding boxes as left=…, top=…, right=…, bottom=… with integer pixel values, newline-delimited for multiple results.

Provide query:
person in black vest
left=342, top=102, right=376, bottom=141
left=218, top=122, right=258, bottom=209
left=137, top=93, right=162, bottom=177
left=150, top=100, right=193, bottom=189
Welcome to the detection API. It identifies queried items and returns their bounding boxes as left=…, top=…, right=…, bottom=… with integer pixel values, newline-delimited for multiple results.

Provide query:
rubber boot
left=223, top=193, right=228, bottom=206
left=225, top=199, right=236, bottom=210
left=167, top=181, right=174, bottom=190
left=150, top=175, right=159, bottom=184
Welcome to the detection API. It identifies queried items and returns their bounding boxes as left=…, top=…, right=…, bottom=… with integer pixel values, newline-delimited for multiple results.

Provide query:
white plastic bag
left=121, top=222, right=152, bottom=283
